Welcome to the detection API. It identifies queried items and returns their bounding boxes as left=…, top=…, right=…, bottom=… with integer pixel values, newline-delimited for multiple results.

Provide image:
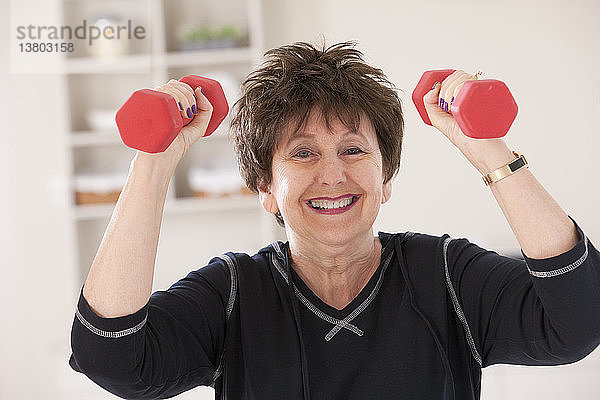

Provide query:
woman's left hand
left=422, top=70, right=483, bottom=149
left=421, top=70, right=514, bottom=175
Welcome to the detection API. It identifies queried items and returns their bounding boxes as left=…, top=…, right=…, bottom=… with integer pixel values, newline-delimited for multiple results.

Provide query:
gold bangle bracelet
left=482, top=151, right=529, bottom=186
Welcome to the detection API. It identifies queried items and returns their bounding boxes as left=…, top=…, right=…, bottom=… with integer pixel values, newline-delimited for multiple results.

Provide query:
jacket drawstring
left=281, top=244, right=312, bottom=400
left=395, top=234, right=456, bottom=399
left=276, top=234, right=454, bottom=400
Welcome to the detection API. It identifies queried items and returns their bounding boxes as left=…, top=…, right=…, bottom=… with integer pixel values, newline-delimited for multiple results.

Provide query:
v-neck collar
left=269, top=233, right=397, bottom=340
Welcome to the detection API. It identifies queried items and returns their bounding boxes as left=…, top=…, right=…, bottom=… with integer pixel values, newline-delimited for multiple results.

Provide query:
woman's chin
left=306, top=225, right=362, bottom=244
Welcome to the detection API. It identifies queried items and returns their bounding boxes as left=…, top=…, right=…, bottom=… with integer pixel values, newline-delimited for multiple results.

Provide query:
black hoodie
left=70, top=216, right=600, bottom=399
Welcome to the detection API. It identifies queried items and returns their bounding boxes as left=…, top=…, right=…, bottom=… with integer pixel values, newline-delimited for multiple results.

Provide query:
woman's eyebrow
left=286, top=130, right=366, bottom=146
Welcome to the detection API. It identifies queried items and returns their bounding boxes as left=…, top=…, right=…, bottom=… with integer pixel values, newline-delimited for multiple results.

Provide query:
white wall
left=260, top=0, right=600, bottom=399
left=2, top=0, right=599, bottom=399
left=262, top=0, right=600, bottom=250
left=2, top=0, right=75, bottom=398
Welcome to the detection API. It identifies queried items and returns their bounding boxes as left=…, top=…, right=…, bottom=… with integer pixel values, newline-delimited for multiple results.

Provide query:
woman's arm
left=71, top=150, right=231, bottom=398
left=70, top=81, right=226, bottom=398
left=82, top=81, right=211, bottom=317
left=445, top=220, right=600, bottom=367
left=424, top=71, right=599, bottom=366
left=82, top=152, right=178, bottom=317
left=424, top=71, right=578, bottom=259
left=71, top=257, right=231, bottom=399
left=459, top=138, right=579, bottom=259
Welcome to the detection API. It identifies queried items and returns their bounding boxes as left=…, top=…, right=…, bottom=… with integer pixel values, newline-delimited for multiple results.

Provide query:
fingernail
left=186, top=108, right=193, bottom=118
left=178, top=102, right=183, bottom=110
left=431, top=82, right=440, bottom=91
left=450, top=96, right=454, bottom=105
left=444, top=102, right=448, bottom=112
left=200, top=87, right=204, bottom=95
left=191, top=104, right=197, bottom=114
left=440, top=98, right=444, bottom=108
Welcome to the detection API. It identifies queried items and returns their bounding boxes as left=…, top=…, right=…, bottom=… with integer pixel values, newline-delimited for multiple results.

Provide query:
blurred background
left=1, top=0, right=599, bottom=398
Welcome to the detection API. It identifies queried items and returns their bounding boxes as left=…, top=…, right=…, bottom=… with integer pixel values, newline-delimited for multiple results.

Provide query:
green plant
left=181, top=25, right=213, bottom=42
left=214, top=24, right=240, bottom=40
left=178, top=23, right=242, bottom=43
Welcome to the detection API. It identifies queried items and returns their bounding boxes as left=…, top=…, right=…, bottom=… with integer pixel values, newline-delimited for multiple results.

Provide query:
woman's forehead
left=285, top=129, right=369, bottom=146
left=279, top=110, right=376, bottom=147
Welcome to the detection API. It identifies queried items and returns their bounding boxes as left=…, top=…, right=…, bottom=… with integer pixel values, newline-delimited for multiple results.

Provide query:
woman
left=70, top=42, right=600, bottom=399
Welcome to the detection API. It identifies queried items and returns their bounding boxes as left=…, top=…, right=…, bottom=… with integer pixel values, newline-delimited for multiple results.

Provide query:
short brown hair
left=230, top=40, right=405, bottom=226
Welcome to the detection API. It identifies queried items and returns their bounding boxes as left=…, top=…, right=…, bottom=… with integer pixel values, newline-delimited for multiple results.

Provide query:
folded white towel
left=73, top=172, right=128, bottom=194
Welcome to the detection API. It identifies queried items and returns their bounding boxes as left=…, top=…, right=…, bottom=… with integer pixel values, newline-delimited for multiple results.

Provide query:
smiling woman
left=230, top=41, right=404, bottom=228
left=262, top=111, right=393, bottom=307
left=227, top=42, right=402, bottom=315
left=69, top=40, right=600, bottom=400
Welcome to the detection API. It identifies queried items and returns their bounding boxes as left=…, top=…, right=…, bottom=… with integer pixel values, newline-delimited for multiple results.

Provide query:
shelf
left=165, top=47, right=254, bottom=68
left=63, top=47, right=253, bottom=74
left=64, top=53, right=153, bottom=74
left=70, top=125, right=232, bottom=148
left=72, top=194, right=258, bottom=220
left=61, top=0, right=271, bottom=330
left=165, top=195, right=258, bottom=214
left=71, top=131, right=122, bottom=147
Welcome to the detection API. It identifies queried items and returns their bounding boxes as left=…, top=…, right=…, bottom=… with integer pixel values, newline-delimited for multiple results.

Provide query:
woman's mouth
left=306, top=195, right=360, bottom=215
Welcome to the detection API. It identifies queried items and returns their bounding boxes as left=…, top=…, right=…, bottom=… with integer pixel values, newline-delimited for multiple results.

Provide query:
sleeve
left=69, top=256, right=232, bottom=399
left=445, top=216, right=600, bottom=368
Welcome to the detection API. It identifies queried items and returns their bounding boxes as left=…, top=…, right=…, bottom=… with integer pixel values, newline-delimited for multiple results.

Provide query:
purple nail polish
left=450, top=96, right=454, bottom=105
left=178, top=102, right=183, bottom=110
left=444, top=102, right=448, bottom=112
left=200, top=87, right=204, bottom=95
left=191, top=104, right=197, bottom=114
left=440, top=98, right=444, bottom=108
left=186, top=108, right=193, bottom=118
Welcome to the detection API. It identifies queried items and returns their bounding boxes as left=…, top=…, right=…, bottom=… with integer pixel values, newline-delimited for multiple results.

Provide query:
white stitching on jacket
left=213, top=254, right=239, bottom=382
left=271, top=244, right=364, bottom=336
left=75, top=307, right=147, bottom=339
left=443, top=237, right=483, bottom=366
left=217, top=254, right=238, bottom=320
left=272, top=240, right=395, bottom=341
left=324, top=250, right=394, bottom=341
left=526, top=235, right=589, bottom=278
left=270, top=251, right=364, bottom=338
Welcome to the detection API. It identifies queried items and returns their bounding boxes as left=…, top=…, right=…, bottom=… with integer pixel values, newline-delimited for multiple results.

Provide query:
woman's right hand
left=151, top=79, right=214, bottom=161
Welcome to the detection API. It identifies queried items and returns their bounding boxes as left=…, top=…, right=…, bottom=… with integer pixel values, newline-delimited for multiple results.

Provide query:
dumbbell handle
left=179, top=75, right=229, bottom=135
left=412, top=69, right=518, bottom=139
left=115, top=75, right=229, bottom=153
left=412, top=69, right=455, bottom=126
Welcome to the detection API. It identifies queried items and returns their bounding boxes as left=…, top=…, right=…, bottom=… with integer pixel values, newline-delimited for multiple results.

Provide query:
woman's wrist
left=459, top=138, right=516, bottom=175
left=132, top=150, right=180, bottom=184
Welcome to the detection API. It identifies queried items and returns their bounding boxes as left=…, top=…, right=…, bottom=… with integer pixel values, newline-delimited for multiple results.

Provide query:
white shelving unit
left=60, top=0, right=283, bottom=310
left=59, top=1, right=283, bottom=398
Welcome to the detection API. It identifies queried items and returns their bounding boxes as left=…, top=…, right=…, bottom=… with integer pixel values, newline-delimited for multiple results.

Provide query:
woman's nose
left=316, top=156, right=347, bottom=186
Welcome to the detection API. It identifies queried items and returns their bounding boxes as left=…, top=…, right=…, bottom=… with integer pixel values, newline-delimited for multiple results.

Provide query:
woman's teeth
left=309, top=197, right=355, bottom=210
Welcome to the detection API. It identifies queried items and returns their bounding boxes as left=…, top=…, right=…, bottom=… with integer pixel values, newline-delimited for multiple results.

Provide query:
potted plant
left=177, top=23, right=243, bottom=50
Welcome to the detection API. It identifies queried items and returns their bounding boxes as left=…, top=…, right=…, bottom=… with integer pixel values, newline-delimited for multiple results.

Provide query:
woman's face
left=259, top=110, right=392, bottom=246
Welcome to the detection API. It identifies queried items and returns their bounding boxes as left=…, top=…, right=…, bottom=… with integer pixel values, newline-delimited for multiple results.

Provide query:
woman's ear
left=257, top=180, right=279, bottom=214
left=381, top=180, right=392, bottom=204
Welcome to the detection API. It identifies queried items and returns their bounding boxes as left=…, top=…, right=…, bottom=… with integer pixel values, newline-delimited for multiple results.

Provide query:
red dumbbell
left=115, top=75, right=229, bottom=153
left=412, top=69, right=518, bottom=139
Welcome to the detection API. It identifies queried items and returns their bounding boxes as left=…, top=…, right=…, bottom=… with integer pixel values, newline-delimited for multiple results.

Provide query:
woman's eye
left=293, top=148, right=363, bottom=158
left=294, top=149, right=312, bottom=158
left=346, top=148, right=364, bottom=155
